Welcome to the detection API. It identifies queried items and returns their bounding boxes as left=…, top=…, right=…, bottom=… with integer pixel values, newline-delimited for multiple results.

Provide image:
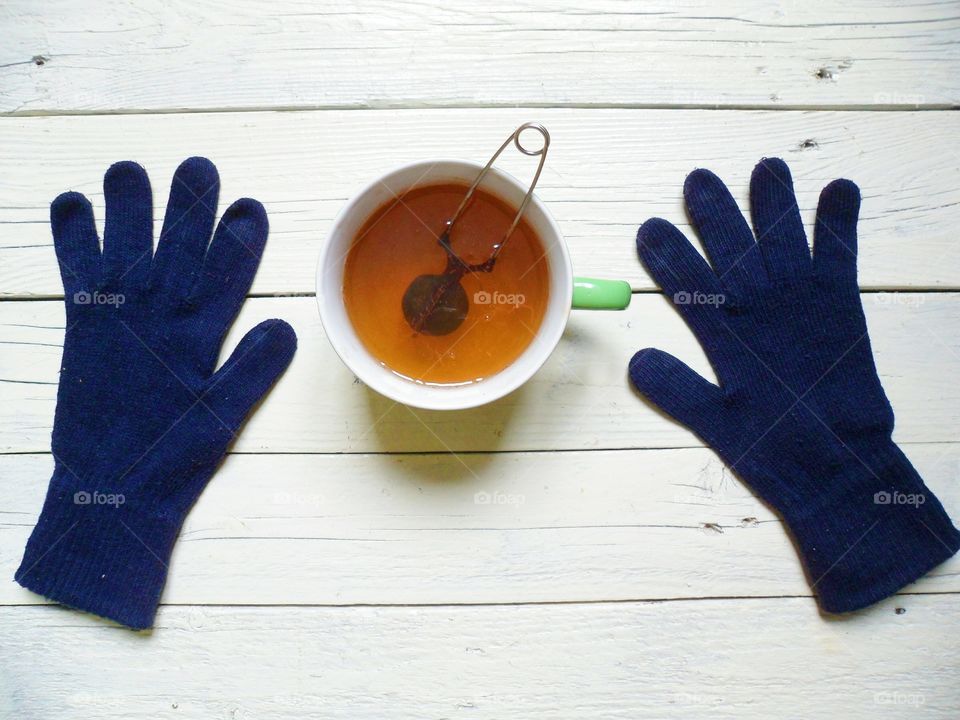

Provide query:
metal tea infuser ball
left=401, top=122, right=550, bottom=336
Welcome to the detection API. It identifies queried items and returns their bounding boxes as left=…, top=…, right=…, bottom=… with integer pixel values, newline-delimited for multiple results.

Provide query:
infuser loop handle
left=444, top=122, right=550, bottom=260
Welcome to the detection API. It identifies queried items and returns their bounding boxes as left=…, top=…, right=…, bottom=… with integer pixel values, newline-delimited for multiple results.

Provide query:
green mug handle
left=572, top=277, right=632, bottom=310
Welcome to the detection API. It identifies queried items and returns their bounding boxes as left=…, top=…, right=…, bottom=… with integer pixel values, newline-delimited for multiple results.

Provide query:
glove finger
left=191, top=199, right=268, bottom=365
left=51, top=191, right=100, bottom=301
left=684, top=168, right=766, bottom=292
left=812, top=178, right=860, bottom=286
left=103, top=161, right=153, bottom=292
left=629, top=348, right=725, bottom=442
left=202, top=319, right=297, bottom=432
left=151, top=157, right=220, bottom=300
left=750, top=158, right=811, bottom=280
left=637, top=217, right=723, bottom=300
left=637, top=217, right=731, bottom=347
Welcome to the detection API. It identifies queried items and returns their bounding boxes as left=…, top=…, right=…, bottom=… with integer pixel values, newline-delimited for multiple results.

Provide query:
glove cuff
left=784, top=443, right=960, bottom=614
left=15, top=467, right=180, bottom=629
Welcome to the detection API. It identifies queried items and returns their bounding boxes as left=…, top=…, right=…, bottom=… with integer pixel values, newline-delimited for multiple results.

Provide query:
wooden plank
left=3, top=445, right=958, bottom=606
left=2, top=595, right=959, bottom=719
left=1, top=109, right=959, bottom=296
left=0, top=110, right=960, bottom=297
left=0, top=293, right=957, bottom=454
left=2, top=0, right=959, bottom=113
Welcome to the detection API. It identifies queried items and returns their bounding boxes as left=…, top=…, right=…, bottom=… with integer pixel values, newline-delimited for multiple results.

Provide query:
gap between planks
left=6, top=591, right=958, bottom=611
left=3, top=103, right=959, bottom=118
left=7, top=593, right=957, bottom=620
left=0, top=439, right=955, bottom=458
left=4, top=288, right=960, bottom=302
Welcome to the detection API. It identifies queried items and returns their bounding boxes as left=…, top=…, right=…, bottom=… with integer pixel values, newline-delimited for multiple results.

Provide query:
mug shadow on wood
left=362, top=383, right=525, bottom=483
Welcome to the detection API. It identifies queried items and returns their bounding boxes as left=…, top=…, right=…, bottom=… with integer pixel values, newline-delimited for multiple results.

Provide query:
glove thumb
left=204, top=319, right=297, bottom=432
left=629, top=348, right=725, bottom=443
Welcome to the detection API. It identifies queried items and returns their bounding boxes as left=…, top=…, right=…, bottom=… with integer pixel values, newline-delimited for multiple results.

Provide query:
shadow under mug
left=317, top=160, right=631, bottom=410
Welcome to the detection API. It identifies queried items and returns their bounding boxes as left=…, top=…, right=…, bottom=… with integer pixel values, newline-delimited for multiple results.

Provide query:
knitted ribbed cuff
left=785, top=444, right=960, bottom=614
left=15, top=470, right=179, bottom=630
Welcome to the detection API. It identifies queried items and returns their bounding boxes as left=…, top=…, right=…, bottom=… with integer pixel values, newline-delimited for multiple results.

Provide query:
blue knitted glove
left=630, top=158, right=959, bottom=613
left=15, top=158, right=297, bottom=629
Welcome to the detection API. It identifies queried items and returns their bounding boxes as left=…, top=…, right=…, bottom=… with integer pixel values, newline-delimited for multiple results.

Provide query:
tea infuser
left=402, top=122, right=551, bottom=336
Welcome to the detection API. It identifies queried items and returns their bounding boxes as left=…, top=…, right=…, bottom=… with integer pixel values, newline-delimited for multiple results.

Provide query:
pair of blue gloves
left=15, top=157, right=959, bottom=629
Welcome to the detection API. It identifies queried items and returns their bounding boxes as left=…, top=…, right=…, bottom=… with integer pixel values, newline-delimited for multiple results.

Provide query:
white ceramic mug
left=317, top=160, right=630, bottom=410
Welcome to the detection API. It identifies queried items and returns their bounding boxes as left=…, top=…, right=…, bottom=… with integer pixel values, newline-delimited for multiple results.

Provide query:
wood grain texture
left=2, top=2, right=959, bottom=714
left=2, top=596, right=959, bottom=719
left=1, top=294, right=957, bottom=454
left=3, top=445, right=958, bottom=606
left=2, top=109, right=959, bottom=297
left=2, top=0, right=959, bottom=114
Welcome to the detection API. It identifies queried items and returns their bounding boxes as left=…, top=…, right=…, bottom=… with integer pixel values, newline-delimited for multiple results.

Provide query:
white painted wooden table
left=2, top=2, right=959, bottom=718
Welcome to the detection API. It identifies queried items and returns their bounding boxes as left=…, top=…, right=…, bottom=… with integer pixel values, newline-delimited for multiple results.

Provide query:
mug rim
left=316, top=158, right=573, bottom=410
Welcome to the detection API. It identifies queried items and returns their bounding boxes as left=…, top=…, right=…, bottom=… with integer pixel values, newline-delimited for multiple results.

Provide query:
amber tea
left=343, top=182, right=551, bottom=385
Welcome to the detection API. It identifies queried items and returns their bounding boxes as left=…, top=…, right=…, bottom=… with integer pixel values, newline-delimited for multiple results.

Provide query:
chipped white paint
left=3, top=597, right=960, bottom=719
left=1, top=294, right=958, bottom=453
left=2, top=0, right=959, bottom=113
left=1, top=1, right=959, bottom=718
left=2, top=446, right=958, bottom=606
left=2, top=109, right=960, bottom=296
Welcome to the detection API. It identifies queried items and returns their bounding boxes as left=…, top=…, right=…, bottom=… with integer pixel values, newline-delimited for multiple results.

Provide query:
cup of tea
left=317, top=159, right=631, bottom=410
